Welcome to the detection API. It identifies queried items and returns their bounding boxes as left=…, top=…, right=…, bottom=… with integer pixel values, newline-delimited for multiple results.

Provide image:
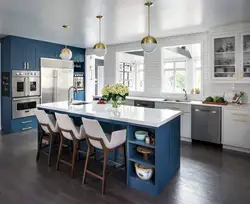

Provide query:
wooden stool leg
left=48, top=134, right=54, bottom=167
left=82, top=144, right=91, bottom=185
left=56, top=135, right=64, bottom=171
left=36, top=133, right=44, bottom=162
left=71, top=140, right=78, bottom=178
left=101, top=151, right=108, bottom=194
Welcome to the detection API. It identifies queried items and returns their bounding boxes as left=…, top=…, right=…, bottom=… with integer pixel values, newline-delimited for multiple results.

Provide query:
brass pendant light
left=93, top=15, right=107, bottom=57
left=141, top=1, right=157, bottom=53
left=60, top=25, right=72, bottom=60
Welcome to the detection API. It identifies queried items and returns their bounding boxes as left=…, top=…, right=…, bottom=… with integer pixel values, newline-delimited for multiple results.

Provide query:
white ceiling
left=0, top=0, right=249, bottom=48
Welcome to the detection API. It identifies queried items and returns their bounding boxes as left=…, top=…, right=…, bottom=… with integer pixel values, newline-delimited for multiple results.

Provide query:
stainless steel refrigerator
left=41, top=58, right=74, bottom=104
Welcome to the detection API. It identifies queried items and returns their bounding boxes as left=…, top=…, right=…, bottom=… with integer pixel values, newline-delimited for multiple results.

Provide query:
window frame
left=162, top=59, right=187, bottom=93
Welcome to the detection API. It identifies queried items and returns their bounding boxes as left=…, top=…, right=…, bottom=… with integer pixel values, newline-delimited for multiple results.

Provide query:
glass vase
left=112, top=100, right=120, bottom=108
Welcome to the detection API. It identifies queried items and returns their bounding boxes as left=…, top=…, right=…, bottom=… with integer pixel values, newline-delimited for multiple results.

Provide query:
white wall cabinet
left=210, top=29, right=250, bottom=83
left=222, top=108, right=250, bottom=151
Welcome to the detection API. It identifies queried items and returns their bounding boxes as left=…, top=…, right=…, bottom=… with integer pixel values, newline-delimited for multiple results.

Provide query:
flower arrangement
left=102, top=84, right=129, bottom=108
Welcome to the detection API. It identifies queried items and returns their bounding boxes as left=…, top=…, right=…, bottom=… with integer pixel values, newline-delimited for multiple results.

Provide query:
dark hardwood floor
left=1, top=130, right=250, bottom=204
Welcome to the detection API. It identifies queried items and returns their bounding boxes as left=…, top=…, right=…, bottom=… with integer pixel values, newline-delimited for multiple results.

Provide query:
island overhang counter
left=37, top=101, right=181, bottom=196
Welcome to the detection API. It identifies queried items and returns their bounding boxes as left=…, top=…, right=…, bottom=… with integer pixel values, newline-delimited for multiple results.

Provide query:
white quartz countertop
left=37, top=101, right=182, bottom=128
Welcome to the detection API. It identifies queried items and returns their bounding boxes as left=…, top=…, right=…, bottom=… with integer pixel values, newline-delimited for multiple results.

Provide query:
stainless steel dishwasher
left=191, top=105, right=221, bottom=144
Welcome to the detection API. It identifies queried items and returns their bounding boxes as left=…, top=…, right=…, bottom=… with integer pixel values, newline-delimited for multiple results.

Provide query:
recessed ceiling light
left=62, top=25, right=70, bottom=29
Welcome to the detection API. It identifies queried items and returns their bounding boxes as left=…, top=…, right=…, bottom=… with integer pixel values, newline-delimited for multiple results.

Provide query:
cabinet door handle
left=21, top=120, right=32, bottom=124
left=27, top=62, right=29, bottom=70
left=22, top=127, right=33, bottom=131
left=24, top=62, right=26, bottom=70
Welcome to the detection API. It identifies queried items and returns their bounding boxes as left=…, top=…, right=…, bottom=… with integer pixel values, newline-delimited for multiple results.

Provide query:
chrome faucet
left=183, top=88, right=188, bottom=101
left=68, top=86, right=78, bottom=106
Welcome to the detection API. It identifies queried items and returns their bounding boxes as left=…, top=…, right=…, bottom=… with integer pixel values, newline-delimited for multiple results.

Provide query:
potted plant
left=102, top=84, right=129, bottom=108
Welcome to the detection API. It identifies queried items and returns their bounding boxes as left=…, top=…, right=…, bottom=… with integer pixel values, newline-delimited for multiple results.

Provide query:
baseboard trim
left=181, top=137, right=192, bottom=143
left=223, top=145, right=250, bottom=154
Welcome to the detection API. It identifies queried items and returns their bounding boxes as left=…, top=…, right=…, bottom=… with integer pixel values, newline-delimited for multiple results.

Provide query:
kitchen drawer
left=155, top=102, right=191, bottom=113
left=223, top=109, right=250, bottom=149
left=11, top=116, right=37, bottom=133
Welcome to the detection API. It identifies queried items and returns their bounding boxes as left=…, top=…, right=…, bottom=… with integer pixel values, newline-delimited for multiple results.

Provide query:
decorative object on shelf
left=60, top=25, right=72, bottom=60
left=244, top=42, right=250, bottom=51
left=42, top=137, right=50, bottom=145
left=93, top=15, right=107, bottom=57
left=135, top=130, right=148, bottom=141
left=102, top=84, right=129, bottom=108
left=217, top=46, right=224, bottom=52
left=141, top=1, right=157, bottom=53
left=232, top=92, right=244, bottom=104
left=136, top=146, right=153, bottom=161
left=145, top=135, right=150, bottom=144
left=149, top=132, right=155, bottom=146
left=134, top=163, right=153, bottom=180
left=215, top=68, right=225, bottom=73
left=191, top=88, right=200, bottom=95
left=225, top=41, right=235, bottom=52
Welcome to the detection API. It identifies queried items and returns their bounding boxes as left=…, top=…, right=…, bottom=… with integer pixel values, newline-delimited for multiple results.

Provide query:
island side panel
left=155, top=116, right=181, bottom=194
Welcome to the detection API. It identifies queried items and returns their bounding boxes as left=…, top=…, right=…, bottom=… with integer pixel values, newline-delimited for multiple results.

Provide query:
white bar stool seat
left=35, top=109, right=59, bottom=167
left=82, top=118, right=127, bottom=194
left=55, top=112, right=86, bottom=177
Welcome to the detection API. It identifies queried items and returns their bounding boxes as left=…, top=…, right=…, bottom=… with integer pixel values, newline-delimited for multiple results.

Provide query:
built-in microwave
left=12, top=70, right=40, bottom=98
left=12, top=96, right=41, bottom=119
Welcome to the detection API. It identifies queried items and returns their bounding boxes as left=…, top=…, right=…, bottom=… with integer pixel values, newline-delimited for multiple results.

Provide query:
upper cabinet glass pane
left=243, top=34, right=250, bottom=78
left=214, top=36, right=236, bottom=78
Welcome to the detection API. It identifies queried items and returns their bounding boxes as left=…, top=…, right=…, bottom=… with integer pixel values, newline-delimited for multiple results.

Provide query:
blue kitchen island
left=37, top=101, right=181, bottom=196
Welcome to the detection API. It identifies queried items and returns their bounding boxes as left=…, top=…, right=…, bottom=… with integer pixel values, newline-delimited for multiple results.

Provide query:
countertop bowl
left=134, top=163, right=153, bottom=180
left=135, top=130, right=148, bottom=140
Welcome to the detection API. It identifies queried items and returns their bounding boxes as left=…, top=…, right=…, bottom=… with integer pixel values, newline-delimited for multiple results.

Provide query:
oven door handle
left=12, top=96, right=41, bottom=101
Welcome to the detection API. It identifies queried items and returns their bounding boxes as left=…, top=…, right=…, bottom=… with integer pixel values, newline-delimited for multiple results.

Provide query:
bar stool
left=82, top=118, right=127, bottom=194
left=35, top=109, right=59, bottom=167
left=55, top=113, right=86, bottom=178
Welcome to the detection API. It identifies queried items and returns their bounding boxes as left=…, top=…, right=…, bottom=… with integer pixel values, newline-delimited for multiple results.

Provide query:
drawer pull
left=22, top=127, right=33, bottom=131
left=21, top=120, right=32, bottom=124
left=233, top=119, right=248, bottom=123
left=232, top=113, right=248, bottom=117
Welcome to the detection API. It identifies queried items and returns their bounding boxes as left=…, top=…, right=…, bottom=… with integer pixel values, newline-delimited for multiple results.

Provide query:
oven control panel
left=12, top=71, right=40, bottom=77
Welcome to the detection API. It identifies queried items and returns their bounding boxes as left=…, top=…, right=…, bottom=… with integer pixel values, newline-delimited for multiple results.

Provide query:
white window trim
left=162, top=59, right=187, bottom=93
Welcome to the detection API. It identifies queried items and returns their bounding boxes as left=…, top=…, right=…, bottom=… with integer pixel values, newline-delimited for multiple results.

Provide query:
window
left=162, top=43, right=202, bottom=94
left=163, top=61, right=186, bottom=93
left=117, top=51, right=144, bottom=91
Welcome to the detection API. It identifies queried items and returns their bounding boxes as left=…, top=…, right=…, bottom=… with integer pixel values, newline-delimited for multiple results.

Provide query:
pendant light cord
left=148, top=4, right=150, bottom=36
left=99, top=17, right=102, bottom=43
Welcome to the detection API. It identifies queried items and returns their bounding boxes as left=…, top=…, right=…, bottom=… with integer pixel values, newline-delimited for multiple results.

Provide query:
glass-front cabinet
left=212, top=35, right=237, bottom=80
left=242, top=33, right=250, bottom=80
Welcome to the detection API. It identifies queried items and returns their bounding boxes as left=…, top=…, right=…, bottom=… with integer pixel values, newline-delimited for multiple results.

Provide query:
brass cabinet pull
left=21, top=120, right=32, bottom=124
left=22, top=127, right=33, bottom=131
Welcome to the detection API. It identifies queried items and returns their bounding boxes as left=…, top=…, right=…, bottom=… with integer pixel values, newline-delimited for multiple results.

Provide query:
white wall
left=86, top=23, right=250, bottom=102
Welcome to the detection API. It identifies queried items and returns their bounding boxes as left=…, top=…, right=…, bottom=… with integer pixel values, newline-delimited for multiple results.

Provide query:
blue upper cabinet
left=2, top=36, right=85, bottom=72
left=10, top=37, right=38, bottom=70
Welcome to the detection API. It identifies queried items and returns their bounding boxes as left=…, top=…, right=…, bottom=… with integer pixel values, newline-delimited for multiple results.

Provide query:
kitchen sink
left=72, top=101, right=91, bottom=105
left=164, top=99, right=191, bottom=103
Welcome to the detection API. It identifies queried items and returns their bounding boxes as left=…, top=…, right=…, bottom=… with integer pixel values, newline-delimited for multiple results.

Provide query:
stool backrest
left=55, top=113, right=79, bottom=140
left=35, top=109, right=57, bottom=133
left=82, top=118, right=109, bottom=149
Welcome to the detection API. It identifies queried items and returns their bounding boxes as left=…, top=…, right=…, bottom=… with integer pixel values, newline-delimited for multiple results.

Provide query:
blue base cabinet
left=11, top=116, right=37, bottom=133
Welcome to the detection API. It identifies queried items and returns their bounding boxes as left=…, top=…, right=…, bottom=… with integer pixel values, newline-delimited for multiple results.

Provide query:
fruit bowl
left=134, top=163, right=153, bottom=180
left=135, top=130, right=148, bottom=140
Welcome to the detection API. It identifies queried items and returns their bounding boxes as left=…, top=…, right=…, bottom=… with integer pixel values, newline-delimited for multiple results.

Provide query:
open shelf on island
left=129, top=166, right=155, bottom=185
left=129, top=139, right=155, bottom=149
